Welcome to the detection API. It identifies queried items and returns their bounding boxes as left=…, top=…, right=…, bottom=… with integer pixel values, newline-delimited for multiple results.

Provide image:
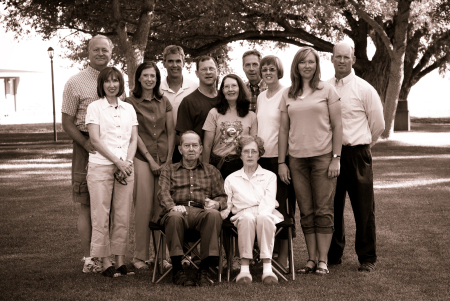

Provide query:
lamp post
left=47, top=47, right=57, bottom=141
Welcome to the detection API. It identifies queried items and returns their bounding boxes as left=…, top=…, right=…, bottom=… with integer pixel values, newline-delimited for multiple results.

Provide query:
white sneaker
left=262, top=270, right=278, bottom=285
left=236, top=271, right=252, bottom=284
left=82, top=257, right=103, bottom=273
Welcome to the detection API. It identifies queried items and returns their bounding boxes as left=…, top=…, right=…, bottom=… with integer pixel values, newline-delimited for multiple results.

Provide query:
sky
left=1, top=26, right=449, bottom=124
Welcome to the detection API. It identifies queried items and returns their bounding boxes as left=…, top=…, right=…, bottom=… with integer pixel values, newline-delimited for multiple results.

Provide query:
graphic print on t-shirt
left=219, top=121, right=243, bottom=146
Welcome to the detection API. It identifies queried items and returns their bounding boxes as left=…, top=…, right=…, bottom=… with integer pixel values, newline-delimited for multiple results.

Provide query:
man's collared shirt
left=158, top=160, right=227, bottom=215
left=62, top=65, right=100, bottom=132
left=327, top=69, right=384, bottom=146
left=85, top=98, right=138, bottom=165
left=126, top=94, right=172, bottom=163
left=246, top=79, right=268, bottom=112
left=161, top=77, right=198, bottom=126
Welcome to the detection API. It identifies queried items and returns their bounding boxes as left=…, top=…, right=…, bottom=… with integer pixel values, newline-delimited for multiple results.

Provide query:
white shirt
left=256, top=88, right=286, bottom=157
left=85, top=98, right=138, bottom=165
left=160, top=76, right=198, bottom=126
left=224, top=165, right=283, bottom=222
left=327, top=69, right=385, bottom=146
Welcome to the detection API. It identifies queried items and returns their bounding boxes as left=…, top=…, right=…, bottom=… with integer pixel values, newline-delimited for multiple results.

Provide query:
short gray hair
left=89, top=35, right=114, bottom=52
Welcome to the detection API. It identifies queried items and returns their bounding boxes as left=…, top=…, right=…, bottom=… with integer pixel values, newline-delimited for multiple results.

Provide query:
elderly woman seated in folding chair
left=222, top=135, right=283, bottom=285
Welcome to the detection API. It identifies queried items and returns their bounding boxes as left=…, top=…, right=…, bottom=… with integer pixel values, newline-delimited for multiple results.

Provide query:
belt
left=342, top=144, right=368, bottom=150
left=210, top=152, right=240, bottom=170
left=176, top=200, right=204, bottom=209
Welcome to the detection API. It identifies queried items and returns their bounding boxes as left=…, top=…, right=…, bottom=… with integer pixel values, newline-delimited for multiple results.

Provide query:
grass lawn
left=0, top=122, right=449, bottom=300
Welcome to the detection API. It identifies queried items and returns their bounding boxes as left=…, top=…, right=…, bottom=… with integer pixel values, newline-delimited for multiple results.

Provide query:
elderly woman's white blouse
left=224, top=165, right=283, bottom=224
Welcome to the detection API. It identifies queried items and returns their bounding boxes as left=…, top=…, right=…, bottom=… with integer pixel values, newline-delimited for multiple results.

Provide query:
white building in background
left=0, top=69, right=55, bottom=124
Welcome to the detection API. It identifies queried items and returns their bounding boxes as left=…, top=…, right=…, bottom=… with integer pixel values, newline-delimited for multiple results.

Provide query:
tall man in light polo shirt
left=327, top=42, right=385, bottom=272
left=160, top=45, right=198, bottom=163
left=242, top=50, right=267, bottom=112
left=62, top=35, right=114, bottom=273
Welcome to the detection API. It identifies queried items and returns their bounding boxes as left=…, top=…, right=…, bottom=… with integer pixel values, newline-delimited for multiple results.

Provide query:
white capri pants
left=233, top=206, right=282, bottom=259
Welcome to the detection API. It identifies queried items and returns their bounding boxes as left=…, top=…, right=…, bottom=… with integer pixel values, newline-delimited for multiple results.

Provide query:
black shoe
left=173, top=270, right=195, bottom=286
left=102, top=266, right=120, bottom=278
left=358, top=262, right=376, bottom=272
left=328, top=258, right=342, bottom=265
left=197, top=269, right=212, bottom=287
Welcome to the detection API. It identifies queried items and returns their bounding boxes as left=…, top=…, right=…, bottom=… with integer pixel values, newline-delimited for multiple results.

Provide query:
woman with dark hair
left=222, top=135, right=283, bottom=285
left=86, top=67, right=138, bottom=277
left=125, top=61, right=175, bottom=270
left=278, top=47, right=342, bottom=275
left=202, top=74, right=257, bottom=180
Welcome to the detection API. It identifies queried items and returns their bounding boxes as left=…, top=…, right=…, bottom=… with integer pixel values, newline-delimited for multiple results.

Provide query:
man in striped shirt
left=62, top=35, right=114, bottom=274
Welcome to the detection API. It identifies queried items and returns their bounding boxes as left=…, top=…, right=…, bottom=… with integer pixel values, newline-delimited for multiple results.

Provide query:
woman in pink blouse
left=278, top=47, right=342, bottom=275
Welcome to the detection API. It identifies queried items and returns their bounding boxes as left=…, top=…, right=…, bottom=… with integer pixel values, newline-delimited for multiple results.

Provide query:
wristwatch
left=333, top=154, right=341, bottom=159
left=127, top=159, right=134, bottom=165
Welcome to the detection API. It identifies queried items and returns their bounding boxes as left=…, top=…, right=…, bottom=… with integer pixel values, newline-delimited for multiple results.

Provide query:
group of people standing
left=62, top=34, right=384, bottom=284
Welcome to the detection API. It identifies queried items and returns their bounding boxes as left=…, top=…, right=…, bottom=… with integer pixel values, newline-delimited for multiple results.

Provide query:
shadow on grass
left=0, top=139, right=449, bottom=300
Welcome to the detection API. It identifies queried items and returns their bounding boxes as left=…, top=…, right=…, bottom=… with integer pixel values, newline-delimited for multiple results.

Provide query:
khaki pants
left=87, top=163, right=134, bottom=257
left=133, top=157, right=161, bottom=261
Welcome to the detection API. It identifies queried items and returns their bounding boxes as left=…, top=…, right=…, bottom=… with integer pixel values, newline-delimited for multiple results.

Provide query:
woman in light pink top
left=278, top=47, right=342, bottom=275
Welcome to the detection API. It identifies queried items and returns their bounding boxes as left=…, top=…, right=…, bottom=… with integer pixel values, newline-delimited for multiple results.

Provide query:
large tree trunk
left=113, top=0, right=154, bottom=91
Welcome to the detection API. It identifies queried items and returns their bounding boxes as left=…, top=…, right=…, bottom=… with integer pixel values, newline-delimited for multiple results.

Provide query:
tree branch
left=347, top=0, right=394, bottom=57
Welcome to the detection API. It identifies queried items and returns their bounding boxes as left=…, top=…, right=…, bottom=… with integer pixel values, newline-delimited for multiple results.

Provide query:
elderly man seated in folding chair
left=158, top=130, right=227, bottom=286
left=222, top=135, right=283, bottom=285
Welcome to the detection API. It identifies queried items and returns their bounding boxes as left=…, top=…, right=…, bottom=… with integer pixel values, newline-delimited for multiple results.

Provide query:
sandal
left=315, top=260, right=330, bottom=275
left=117, top=265, right=135, bottom=276
left=297, top=259, right=316, bottom=274
left=102, top=266, right=121, bottom=278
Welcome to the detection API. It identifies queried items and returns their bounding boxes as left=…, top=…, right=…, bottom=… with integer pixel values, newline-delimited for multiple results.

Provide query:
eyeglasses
left=223, top=84, right=238, bottom=91
left=261, top=67, right=277, bottom=73
left=114, top=171, right=127, bottom=185
left=242, top=149, right=258, bottom=156
left=199, top=67, right=217, bottom=73
left=182, top=143, right=200, bottom=150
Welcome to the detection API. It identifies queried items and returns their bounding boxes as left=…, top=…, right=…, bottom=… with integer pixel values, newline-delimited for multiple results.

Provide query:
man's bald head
left=331, top=42, right=356, bottom=80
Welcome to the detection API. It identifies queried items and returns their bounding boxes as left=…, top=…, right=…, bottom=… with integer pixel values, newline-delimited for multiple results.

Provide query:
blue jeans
left=289, top=153, right=336, bottom=234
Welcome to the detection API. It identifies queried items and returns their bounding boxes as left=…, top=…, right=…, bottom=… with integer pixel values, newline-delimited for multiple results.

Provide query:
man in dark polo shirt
left=175, top=56, right=219, bottom=146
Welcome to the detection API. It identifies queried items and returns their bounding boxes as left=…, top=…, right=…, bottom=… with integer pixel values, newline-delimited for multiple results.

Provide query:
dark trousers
left=161, top=207, right=222, bottom=260
left=328, top=144, right=377, bottom=264
left=259, top=156, right=296, bottom=238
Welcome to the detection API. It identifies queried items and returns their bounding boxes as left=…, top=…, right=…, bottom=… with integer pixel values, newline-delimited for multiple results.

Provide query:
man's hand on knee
left=204, top=198, right=220, bottom=210
left=171, top=205, right=187, bottom=215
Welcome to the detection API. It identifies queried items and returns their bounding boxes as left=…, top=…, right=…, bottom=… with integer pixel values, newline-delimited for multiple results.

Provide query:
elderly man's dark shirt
left=158, top=160, right=227, bottom=216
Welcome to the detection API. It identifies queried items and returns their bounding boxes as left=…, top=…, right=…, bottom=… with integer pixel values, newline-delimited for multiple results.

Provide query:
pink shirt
left=203, top=108, right=257, bottom=157
left=279, top=82, right=340, bottom=158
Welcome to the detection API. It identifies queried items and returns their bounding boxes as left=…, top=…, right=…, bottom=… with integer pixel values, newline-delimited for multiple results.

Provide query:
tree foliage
left=3, top=0, right=450, bottom=137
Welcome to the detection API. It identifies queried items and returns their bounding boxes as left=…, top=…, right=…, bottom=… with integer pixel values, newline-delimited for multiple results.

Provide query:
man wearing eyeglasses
left=327, top=42, right=384, bottom=273
left=175, top=56, right=220, bottom=145
left=158, top=131, right=227, bottom=286
left=242, top=50, right=267, bottom=112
